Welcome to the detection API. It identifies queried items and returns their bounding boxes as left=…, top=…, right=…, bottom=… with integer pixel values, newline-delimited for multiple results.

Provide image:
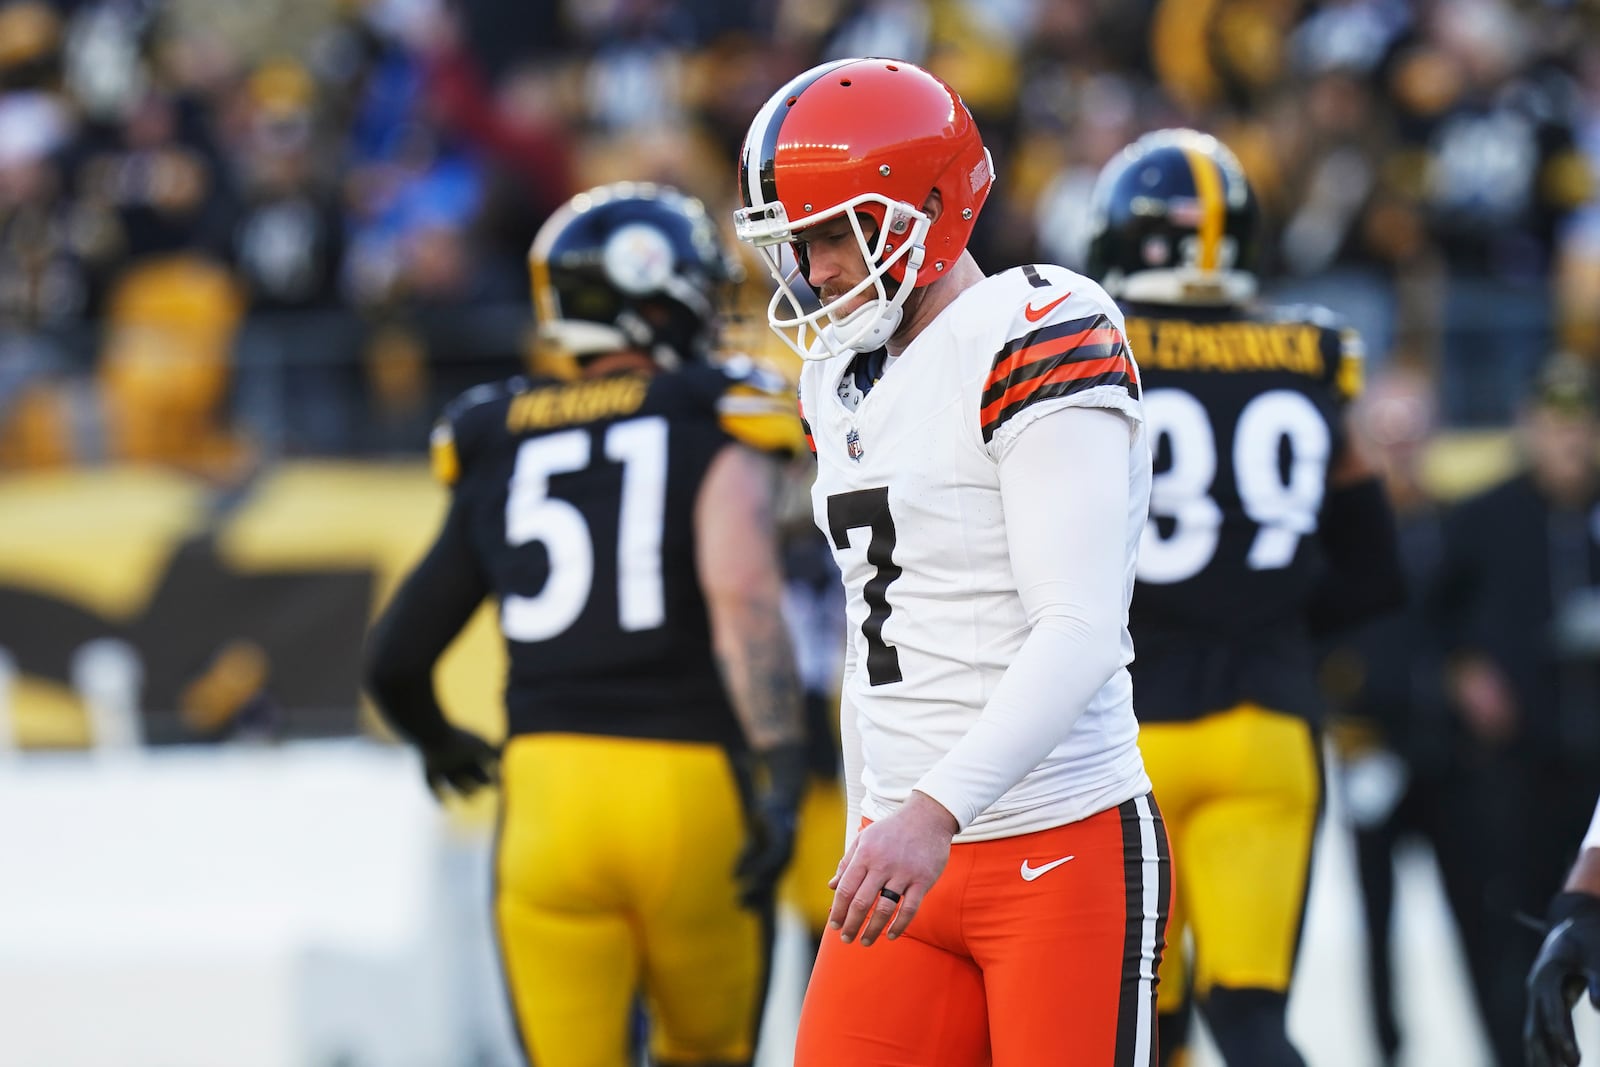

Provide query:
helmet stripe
left=742, top=59, right=855, bottom=210
left=1181, top=146, right=1224, bottom=270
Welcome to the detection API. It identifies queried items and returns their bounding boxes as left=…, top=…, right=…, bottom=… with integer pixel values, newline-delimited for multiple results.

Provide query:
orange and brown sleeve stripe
left=980, top=313, right=1139, bottom=442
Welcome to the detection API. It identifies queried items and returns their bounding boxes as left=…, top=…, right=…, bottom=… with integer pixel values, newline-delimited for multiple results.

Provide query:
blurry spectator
left=0, top=92, right=85, bottom=332
left=340, top=18, right=491, bottom=310
left=569, top=0, right=702, bottom=135
left=0, top=0, right=94, bottom=341
left=1031, top=74, right=1142, bottom=272
left=820, top=0, right=930, bottom=64
left=0, top=1, right=62, bottom=94
left=1148, top=0, right=1297, bottom=115
left=1436, top=354, right=1600, bottom=1065
left=1556, top=29, right=1600, bottom=363
left=684, top=30, right=807, bottom=166
left=0, top=4, right=98, bottom=467
left=0, top=90, right=92, bottom=467
left=0, top=0, right=1588, bottom=488
left=1321, top=363, right=1491, bottom=1066
left=921, top=5, right=1029, bottom=270
left=1268, top=6, right=1419, bottom=370
left=359, top=318, right=433, bottom=454
left=1395, top=3, right=1593, bottom=424
left=96, top=253, right=247, bottom=473
left=456, top=0, right=568, bottom=78
left=417, top=9, right=574, bottom=275
left=230, top=59, right=344, bottom=313
left=61, top=64, right=240, bottom=312
left=59, top=2, right=154, bottom=130
left=227, top=58, right=356, bottom=456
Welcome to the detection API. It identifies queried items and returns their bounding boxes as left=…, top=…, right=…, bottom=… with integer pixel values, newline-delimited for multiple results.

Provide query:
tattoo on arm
left=698, top=444, right=804, bottom=751
left=715, top=608, right=804, bottom=751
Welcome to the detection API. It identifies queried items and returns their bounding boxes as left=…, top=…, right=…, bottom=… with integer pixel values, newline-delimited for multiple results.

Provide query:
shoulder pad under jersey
left=429, top=377, right=529, bottom=485
left=711, top=353, right=807, bottom=456
left=1263, top=302, right=1364, bottom=403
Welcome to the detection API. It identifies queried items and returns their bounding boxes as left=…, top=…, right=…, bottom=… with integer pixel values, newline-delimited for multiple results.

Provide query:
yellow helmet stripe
left=1182, top=146, right=1224, bottom=271
left=528, top=253, right=555, bottom=324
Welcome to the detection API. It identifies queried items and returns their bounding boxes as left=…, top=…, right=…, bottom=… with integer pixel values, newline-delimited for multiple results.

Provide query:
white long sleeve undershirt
left=911, top=404, right=1134, bottom=831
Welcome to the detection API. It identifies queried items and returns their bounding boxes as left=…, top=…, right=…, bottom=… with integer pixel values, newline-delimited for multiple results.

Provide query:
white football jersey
left=800, top=264, right=1153, bottom=842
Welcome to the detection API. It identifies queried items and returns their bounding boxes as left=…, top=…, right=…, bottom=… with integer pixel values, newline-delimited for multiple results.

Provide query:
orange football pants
left=794, top=794, right=1170, bottom=1067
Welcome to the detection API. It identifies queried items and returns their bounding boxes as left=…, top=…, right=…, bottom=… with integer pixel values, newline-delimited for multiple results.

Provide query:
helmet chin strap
left=820, top=299, right=903, bottom=354
left=816, top=240, right=924, bottom=354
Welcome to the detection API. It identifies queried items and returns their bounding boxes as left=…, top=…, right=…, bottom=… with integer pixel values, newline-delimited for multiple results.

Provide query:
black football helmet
left=529, top=182, right=741, bottom=369
left=1085, top=129, right=1258, bottom=306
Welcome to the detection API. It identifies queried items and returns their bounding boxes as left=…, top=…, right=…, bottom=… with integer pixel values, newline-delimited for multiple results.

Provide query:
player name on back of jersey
left=506, top=376, right=650, bottom=433
left=1125, top=318, right=1325, bottom=378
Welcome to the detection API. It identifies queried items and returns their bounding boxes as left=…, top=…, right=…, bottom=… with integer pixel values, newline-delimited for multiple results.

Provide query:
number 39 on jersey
left=1139, top=387, right=1330, bottom=584
left=1125, top=305, right=1360, bottom=632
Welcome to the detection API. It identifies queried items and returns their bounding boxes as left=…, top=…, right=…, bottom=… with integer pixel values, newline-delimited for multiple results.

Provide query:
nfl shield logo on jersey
left=845, top=428, right=864, bottom=461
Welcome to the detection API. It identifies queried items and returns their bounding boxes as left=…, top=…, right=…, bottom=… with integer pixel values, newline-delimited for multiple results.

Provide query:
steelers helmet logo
left=603, top=223, right=676, bottom=295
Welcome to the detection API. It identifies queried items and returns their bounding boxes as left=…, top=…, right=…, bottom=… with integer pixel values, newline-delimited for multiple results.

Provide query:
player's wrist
left=390, top=716, right=453, bottom=751
left=908, top=790, right=960, bottom=837
left=756, top=738, right=808, bottom=784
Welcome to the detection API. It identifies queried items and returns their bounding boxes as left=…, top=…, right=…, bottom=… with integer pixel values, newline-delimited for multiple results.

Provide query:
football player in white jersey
left=734, top=57, right=1168, bottom=1067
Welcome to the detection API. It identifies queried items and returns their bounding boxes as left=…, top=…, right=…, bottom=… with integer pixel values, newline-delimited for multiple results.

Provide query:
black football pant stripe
left=1114, top=792, right=1171, bottom=1066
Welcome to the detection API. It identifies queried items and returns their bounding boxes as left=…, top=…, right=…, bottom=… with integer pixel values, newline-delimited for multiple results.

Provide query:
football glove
left=1526, top=891, right=1600, bottom=1067
left=418, top=725, right=500, bottom=799
left=734, top=741, right=808, bottom=909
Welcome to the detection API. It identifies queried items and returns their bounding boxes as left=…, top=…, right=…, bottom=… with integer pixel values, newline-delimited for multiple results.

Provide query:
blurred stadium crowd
left=5, top=1, right=1600, bottom=1064
left=0, top=0, right=1597, bottom=472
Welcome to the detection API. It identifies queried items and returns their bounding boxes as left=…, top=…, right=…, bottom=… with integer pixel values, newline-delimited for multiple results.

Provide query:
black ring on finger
left=878, top=887, right=902, bottom=903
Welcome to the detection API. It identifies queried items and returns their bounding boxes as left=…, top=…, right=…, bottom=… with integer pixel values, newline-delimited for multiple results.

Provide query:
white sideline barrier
left=1, top=739, right=1594, bottom=1067
left=0, top=741, right=456, bottom=1067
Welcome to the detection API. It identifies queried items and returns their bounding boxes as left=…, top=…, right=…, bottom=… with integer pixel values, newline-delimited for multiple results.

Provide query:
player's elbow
left=1033, top=610, right=1124, bottom=683
left=362, top=623, right=419, bottom=708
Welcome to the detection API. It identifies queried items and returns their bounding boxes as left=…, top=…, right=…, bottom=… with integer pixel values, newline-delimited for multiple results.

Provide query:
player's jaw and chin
left=812, top=261, right=933, bottom=358
left=780, top=208, right=921, bottom=358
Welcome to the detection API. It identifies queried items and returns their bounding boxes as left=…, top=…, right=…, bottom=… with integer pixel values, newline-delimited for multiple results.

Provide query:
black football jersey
left=430, top=360, right=800, bottom=746
left=1123, top=301, right=1363, bottom=723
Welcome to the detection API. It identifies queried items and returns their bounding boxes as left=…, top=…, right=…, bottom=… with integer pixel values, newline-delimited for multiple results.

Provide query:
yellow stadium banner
left=0, top=462, right=506, bottom=754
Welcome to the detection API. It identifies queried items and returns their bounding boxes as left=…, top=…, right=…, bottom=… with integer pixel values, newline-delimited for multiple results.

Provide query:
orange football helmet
left=733, top=57, right=994, bottom=359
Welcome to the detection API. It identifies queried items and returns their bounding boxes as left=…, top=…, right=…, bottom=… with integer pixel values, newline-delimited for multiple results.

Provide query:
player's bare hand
left=827, top=790, right=956, bottom=946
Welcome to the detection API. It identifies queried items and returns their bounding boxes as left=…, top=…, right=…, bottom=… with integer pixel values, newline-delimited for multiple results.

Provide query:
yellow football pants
left=1138, top=704, right=1321, bottom=1009
left=494, top=733, right=766, bottom=1067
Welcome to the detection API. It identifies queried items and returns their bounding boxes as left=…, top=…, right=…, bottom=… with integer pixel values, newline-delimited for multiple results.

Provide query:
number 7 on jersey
left=826, top=487, right=903, bottom=686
